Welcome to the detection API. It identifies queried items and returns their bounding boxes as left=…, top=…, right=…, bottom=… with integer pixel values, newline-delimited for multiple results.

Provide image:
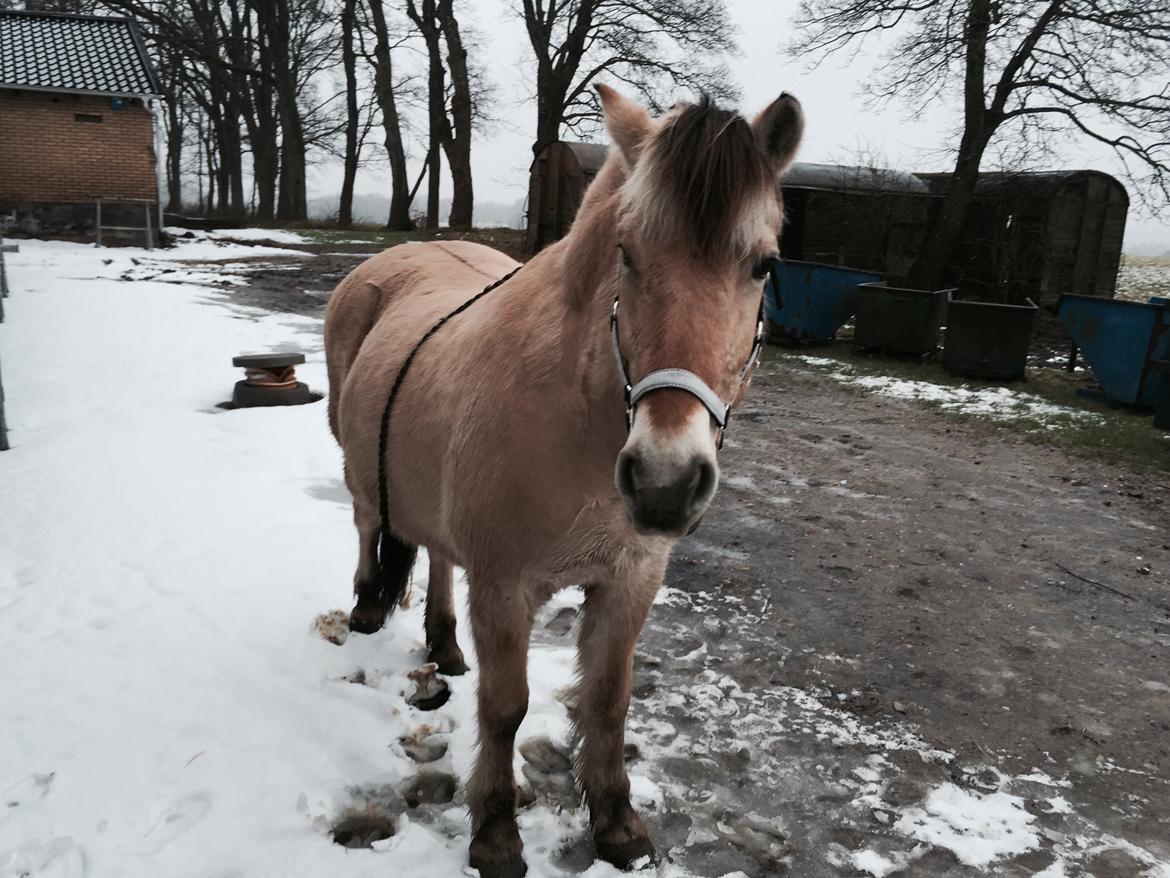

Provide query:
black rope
left=376, top=265, right=523, bottom=564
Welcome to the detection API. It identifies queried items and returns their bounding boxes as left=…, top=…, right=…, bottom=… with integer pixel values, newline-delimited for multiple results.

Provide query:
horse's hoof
left=428, top=642, right=469, bottom=676
left=594, top=802, right=656, bottom=870
left=596, top=834, right=656, bottom=871
left=470, top=816, right=526, bottom=878
left=470, top=858, right=527, bottom=878
left=348, top=606, right=385, bottom=634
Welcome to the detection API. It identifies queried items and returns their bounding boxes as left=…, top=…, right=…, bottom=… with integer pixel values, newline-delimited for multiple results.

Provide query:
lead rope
left=376, top=265, right=523, bottom=569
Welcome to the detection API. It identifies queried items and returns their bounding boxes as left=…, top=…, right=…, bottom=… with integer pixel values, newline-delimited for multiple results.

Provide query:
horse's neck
left=542, top=158, right=627, bottom=434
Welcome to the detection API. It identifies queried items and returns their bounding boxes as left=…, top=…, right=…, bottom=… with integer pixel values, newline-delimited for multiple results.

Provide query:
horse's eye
left=618, top=244, right=634, bottom=270
left=752, top=255, right=778, bottom=281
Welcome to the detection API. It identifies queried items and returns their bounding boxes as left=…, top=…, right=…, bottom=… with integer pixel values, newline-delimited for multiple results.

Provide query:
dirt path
left=219, top=241, right=1169, bottom=876
left=623, top=357, right=1170, bottom=876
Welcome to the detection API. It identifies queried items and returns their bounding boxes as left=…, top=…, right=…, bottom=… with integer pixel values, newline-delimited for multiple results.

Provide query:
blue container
left=1057, top=294, right=1170, bottom=407
left=764, top=260, right=883, bottom=342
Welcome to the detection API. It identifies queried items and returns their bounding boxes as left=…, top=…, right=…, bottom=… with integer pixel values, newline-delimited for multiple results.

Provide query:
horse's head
left=599, top=85, right=803, bottom=537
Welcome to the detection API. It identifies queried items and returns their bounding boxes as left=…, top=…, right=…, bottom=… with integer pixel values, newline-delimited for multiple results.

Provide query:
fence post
left=144, top=202, right=153, bottom=250
left=96, top=199, right=103, bottom=247
left=0, top=356, right=8, bottom=451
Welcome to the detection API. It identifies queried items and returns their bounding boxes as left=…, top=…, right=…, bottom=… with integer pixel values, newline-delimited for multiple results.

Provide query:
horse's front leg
left=467, top=579, right=534, bottom=878
left=576, top=557, right=664, bottom=869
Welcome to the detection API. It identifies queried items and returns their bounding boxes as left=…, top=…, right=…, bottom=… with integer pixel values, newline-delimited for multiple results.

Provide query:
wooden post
left=144, top=201, right=153, bottom=250
left=96, top=200, right=103, bottom=247
left=0, top=356, right=8, bottom=451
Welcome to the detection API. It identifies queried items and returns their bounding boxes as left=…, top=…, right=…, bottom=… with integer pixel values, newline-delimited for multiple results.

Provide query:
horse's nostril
left=617, top=450, right=639, bottom=499
left=693, top=459, right=717, bottom=505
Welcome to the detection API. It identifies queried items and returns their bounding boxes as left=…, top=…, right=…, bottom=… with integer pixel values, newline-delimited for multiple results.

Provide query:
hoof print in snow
left=521, top=764, right=579, bottom=810
left=331, top=812, right=396, bottom=849
left=721, top=813, right=791, bottom=867
left=313, top=610, right=350, bottom=646
left=399, top=725, right=449, bottom=763
left=519, top=736, right=572, bottom=774
left=407, top=663, right=450, bottom=711
left=544, top=606, right=577, bottom=635
left=343, top=669, right=367, bottom=686
left=401, top=771, right=457, bottom=808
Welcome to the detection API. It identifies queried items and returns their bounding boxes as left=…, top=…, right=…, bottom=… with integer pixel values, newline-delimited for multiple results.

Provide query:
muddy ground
left=212, top=235, right=1168, bottom=877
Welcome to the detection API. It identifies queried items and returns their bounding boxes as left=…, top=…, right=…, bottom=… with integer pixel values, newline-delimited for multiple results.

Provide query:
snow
left=894, top=783, right=1039, bottom=869
left=164, top=226, right=311, bottom=245
left=851, top=849, right=899, bottom=877
left=0, top=240, right=632, bottom=878
left=794, top=356, right=1102, bottom=428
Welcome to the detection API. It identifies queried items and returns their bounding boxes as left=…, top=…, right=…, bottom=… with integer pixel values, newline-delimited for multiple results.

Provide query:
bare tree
left=518, top=0, right=739, bottom=157
left=406, top=0, right=445, bottom=228
left=792, top=0, right=1170, bottom=289
left=366, top=0, right=416, bottom=229
left=339, top=0, right=360, bottom=226
left=435, top=0, right=476, bottom=229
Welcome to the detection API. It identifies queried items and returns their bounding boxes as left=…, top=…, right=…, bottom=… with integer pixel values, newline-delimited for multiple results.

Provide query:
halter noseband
left=609, top=291, right=766, bottom=450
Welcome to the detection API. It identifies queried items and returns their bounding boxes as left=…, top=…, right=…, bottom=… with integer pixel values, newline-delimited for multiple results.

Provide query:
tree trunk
left=368, top=0, right=414, bottom=230
left=165, top=75, right=184, bottom=213
left=905, top=0, right=995, bottom=291
left=409, top=0, right=446, bottom=229
left=248, top=5, right=279, bottom=220
left=255, top=0, right=307, bottom=221
left=531, top=65, right=565, bottom=158
left=437, top=0, right=472, bottom=228
left=339, top=0, right=360, bottom=227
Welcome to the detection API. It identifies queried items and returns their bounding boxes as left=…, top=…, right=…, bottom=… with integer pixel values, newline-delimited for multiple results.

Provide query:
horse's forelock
left=622, top=96, right=775, bottom=260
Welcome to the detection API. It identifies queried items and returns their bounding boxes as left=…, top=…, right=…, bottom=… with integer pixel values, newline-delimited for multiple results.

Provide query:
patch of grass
left=1116, top=255, right=1170, bottom=304
left=766, top=343, right=1170, bottom=474
left=293, top=226, right=527, bottom=260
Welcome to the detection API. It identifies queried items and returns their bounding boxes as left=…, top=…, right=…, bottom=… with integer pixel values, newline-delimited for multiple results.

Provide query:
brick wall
left=0, top=90, right=157, bottom=203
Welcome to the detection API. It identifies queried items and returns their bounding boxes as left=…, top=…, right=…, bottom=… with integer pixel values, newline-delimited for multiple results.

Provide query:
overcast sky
left=305, top=0, right=1168, bottom=251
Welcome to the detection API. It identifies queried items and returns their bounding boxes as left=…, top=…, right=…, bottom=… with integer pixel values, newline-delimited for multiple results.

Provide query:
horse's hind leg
left=576, top=563, right=662, bottom=868
left=467, top=578, right=534, bottom=878
left=425, top=555, right=469, bottom=676
left=346, top=464, right=415, bottom=634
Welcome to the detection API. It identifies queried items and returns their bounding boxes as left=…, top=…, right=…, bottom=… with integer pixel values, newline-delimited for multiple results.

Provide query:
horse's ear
left=752, top=93, right=804, bottom=176
left=596, top=84, right=652, bottom=165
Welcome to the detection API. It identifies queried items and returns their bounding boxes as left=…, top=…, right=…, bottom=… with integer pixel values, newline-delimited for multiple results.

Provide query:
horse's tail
left=324, top=274, right=383, bottom=443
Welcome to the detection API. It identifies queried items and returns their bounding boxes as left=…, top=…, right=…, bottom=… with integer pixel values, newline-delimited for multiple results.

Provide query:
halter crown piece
left=609, top=290, right=766, bottom=450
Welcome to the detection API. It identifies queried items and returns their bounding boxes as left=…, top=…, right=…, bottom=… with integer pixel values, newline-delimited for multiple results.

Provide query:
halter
left=609, top=289, right=766, bottom=450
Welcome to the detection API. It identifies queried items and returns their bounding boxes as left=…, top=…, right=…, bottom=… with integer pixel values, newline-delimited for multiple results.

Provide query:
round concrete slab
left=232, top=352, right=305, bottom=369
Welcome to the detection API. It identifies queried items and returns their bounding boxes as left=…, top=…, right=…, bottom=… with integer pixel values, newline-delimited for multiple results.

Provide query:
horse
left=324, top=84, right=802, bottom=877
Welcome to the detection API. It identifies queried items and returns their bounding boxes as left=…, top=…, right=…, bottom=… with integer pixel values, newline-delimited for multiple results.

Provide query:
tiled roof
left=0, top=10, right=161, bottom=98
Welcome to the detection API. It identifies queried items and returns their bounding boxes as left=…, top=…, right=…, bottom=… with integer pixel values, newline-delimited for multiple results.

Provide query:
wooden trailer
left=525, top=141, right=609, bottom=254
left=917, top=170, right=1129, bottom=306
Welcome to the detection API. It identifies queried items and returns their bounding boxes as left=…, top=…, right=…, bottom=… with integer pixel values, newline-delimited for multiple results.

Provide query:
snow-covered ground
left=2, top=239, right=1168, bottom=878
left=795, top=356, right=1103, bottom=430
left=0, top=239, right=598, bottom=878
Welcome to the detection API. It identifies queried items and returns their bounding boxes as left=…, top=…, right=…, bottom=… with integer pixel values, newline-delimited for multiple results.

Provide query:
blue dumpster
left=764, top=260, right=883, bottom=342
left=1057, top=294, right=1170, bottom=407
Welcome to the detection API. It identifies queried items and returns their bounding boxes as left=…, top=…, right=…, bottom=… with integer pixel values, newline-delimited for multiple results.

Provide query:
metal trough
left=764, top=260, right=883, bottom=342
left=1056, top=294, right=1169, bottom=407
left=1154, top=361, right=1170, bottom=429
left=942, top=295, right=1037, bottom=381
left=854, top=282, right=951, bottom=357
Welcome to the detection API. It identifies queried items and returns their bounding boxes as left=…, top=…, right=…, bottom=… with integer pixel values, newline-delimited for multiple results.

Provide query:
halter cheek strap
left=610, top=294, right=765, bottom=449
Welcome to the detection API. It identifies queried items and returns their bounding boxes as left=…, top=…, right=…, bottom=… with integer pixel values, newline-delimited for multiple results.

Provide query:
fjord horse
left=324, top=85, right=802, bottom=876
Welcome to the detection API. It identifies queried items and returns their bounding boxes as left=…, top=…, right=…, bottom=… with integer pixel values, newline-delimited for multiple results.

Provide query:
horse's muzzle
left=616, top=449, right=718, bottom=537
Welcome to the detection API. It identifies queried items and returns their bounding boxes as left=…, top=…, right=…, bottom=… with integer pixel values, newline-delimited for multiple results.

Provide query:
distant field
left=1116, top=254, right=1170, bottom=302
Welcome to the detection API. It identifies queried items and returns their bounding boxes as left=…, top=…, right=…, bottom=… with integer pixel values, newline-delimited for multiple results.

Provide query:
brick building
left=0, top=10, right=163, bottom=243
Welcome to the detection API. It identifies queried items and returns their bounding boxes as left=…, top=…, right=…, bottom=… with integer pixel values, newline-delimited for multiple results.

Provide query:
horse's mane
left=632, top=95, right=773, bottom=259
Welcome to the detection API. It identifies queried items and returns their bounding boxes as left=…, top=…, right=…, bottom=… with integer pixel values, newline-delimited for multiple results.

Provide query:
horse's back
left=325, top=241, right=518, bottom=442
